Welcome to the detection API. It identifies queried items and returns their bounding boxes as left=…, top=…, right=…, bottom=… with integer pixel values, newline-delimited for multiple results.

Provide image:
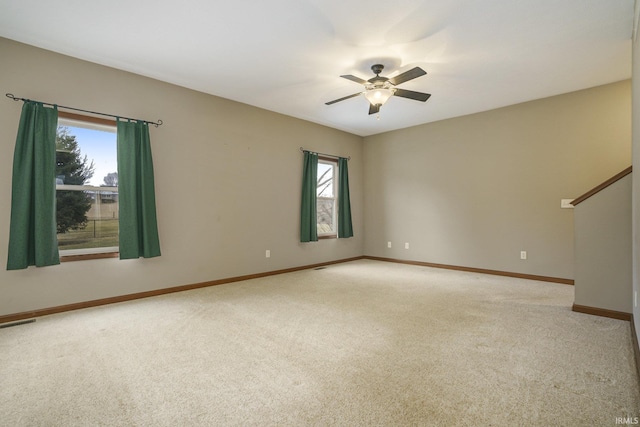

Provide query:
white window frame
left=57, top=114, right=119, bottom=259
left=317, top=157, right=338, bottom=238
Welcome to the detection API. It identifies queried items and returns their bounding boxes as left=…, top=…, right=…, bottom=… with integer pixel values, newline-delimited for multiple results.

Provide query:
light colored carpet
left=0, top=259, right=638, bottom=426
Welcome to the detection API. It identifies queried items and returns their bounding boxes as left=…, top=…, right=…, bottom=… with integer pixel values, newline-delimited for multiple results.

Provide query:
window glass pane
left=56, top=190, right=119, bottom=250
left=56, top=125, right=117, bottom=186
left=317, top=198, right=335, bottom=234
left=317, top=160, right=337, bottom=235
left=317, top=162, right=334, bottom=197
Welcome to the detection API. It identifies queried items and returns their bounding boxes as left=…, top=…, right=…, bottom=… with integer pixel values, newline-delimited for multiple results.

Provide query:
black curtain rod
left=5, top=93, right=163, bottom=127
left=300, top=147, right=350, bottom=161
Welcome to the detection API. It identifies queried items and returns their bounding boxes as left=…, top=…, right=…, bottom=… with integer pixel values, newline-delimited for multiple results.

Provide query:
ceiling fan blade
left=388, top=67, right=427, bottom=86
left=340, top=74, right=368, bottom=85
left=393, top=88, right=431, bottom=102
left=325, top=92, right=362, bottom=105
left=369, top=103, right=380, bottom=115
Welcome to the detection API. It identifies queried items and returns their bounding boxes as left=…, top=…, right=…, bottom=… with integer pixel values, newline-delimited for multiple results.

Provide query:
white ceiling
left=0, top=0, right=634, bottom=136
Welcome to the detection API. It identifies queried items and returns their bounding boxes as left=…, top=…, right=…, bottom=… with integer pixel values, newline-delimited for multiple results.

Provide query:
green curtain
left=7, top=102, right=60, bottom=270
left=117, top=120, right=161, bottom=259
left=338, top=157, right=353, bottom=238
left=300, top=151, right=318, bottom=242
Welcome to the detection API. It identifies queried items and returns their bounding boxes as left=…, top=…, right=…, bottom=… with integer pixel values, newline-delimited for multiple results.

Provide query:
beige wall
left=573, top=174, right=632, bottom=313
left=0, top=38, right=364, bottom=316
left=633, top=4, right=640, bottom=343
left=363, top=81, right=631, bottom=279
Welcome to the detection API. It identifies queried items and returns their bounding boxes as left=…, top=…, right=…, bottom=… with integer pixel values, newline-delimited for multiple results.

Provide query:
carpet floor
left=1, top=259, right=638, bottom=426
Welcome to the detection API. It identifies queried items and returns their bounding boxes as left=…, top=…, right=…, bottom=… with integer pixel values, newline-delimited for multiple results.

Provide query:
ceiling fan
left=326, top=64, right=431, bottom=115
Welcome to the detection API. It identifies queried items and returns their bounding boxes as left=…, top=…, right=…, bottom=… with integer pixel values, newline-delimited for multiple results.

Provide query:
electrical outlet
left=520, top=251, right=527, bottom=260
left=387, top=241, right=392, bottom=248
left=265, top=250, right=270, bottom=258
left=405, top=242, right=409, bottom=249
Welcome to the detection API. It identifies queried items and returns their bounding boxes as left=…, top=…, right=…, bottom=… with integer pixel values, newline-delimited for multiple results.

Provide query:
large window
left=56, top=114, right=118, bottom=257
left=317, top=158, right=337, bottom=237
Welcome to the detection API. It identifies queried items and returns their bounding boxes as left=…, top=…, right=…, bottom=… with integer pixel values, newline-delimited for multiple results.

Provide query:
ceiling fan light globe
left=364, top=88, right=393, bottom=106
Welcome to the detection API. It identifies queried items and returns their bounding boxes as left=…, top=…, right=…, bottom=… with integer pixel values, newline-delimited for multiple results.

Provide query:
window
left=56, top=113, right=118, bottom=259
left=317, top=157, right=337, bottom=237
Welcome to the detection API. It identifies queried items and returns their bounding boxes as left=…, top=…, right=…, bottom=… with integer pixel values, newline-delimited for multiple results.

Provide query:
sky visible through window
left=66, top=126, right=117, bottom=187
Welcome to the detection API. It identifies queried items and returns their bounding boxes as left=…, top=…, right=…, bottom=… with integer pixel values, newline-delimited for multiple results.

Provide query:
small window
left=56, top=114, right=118, bottom=258
left=317, top=158, right=337, bottom=237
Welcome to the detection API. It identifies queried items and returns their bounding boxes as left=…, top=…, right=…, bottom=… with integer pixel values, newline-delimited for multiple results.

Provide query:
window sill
left=318, top=234, right=337, bottom=240
left=60, top=252, right=119, bottom=262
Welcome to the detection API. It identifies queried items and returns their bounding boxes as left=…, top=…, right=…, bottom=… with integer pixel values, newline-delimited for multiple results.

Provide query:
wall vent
left=0, top=319, right=36, bottom=329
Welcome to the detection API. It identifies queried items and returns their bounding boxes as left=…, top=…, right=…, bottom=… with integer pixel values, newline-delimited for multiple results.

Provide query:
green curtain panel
left=338, top=157, right=354, bottom=238
left=117, top=120, right=161, bottom=259
left=300, top=151, right=318, bottom=242
left=7, top=102, right=60, bottom=270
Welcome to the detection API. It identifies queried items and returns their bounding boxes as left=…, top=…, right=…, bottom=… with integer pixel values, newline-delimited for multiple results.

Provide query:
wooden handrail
left=571, top=166, right=632, bottom=206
